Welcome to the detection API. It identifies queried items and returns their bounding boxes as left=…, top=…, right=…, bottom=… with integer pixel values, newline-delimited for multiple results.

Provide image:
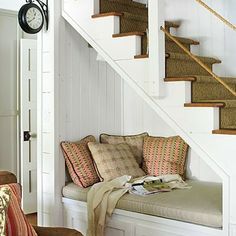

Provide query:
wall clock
left=18, top=0, right=49, bottom=34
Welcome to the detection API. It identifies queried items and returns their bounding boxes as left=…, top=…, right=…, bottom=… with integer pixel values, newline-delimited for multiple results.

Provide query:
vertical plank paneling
left=61, top=23, right=123, bottom=141
left=164, top=0, right=236, bottom=77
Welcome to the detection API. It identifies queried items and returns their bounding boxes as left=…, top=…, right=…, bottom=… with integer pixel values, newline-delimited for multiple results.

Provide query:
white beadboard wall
left=60, top=22, right=123, bottom=141
left=164, top=0, right=236, bottom=77
left=61, top=23, right=220, bottom=183
left=39, top=0, right=236, bottom=227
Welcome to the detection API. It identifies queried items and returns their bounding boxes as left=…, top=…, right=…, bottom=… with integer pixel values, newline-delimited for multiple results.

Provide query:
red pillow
left=142, top=136, right=189, bottom=178
left=3, top=183, right=37, bottom=236
left=61, top=135, right=100, bottom=188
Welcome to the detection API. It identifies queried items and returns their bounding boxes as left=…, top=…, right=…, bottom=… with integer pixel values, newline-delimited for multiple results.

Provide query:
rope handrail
left=160, top=26, right=236, bottom=97
left=195, top=0, right=236, bottom=31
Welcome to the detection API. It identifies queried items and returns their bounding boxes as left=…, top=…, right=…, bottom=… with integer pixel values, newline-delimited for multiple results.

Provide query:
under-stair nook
left=37, top=0, right=236, bottom=236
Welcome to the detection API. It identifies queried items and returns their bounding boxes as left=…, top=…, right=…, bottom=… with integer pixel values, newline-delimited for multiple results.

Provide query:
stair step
left=184, top=102, right=225, bottom=108
left=100, top=0, right=147, bottom=16
left=134, top=54, right=148, bottom=59
left=165, top=21, right=180, bottom=30
left=192, top=76, right=236, bottom=101
left=113, top=31, right=145, bottom=38
left=166, top=36, right=199, bottom=53
left=166, top=52, right=221, bottom=77
left=193, top=100, right=236, bottom=108
left=164, top=77, right=196, bottom=82
left=212, top=129, right=236, bottom=135
left=166, top=36, right=199, bottom=45
left=105, top=0, right=147, bottom=9
left=92, top=12, right=123, bottom=18
left=192, top=75, right=236, bottom=84
left=167, top=52, right=221, bottom=64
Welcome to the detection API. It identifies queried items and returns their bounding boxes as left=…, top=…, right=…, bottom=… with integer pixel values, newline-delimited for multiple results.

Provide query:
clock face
left=26, top=7, right=43, bottom=30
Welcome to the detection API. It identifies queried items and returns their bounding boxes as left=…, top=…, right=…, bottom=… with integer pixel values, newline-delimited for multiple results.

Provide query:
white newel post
left=148, top=0, right=165, bottom=97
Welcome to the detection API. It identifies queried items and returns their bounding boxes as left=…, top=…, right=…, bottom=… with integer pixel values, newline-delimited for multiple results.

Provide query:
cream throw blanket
left=87, top=175, right=131, bottom=236
left=87, top=174, right=189, bottom=236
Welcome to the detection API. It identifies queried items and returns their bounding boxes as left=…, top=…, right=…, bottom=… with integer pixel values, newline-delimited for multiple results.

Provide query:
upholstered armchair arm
left=0, top=171, right=17, bottom=185
left=33, top=226, right=83, bottom=236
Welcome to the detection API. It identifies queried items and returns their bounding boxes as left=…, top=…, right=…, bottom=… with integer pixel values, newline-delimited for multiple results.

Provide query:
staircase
left=62, top=1, right=236, bottom=231
left=91, top=0, right=236, bottom=135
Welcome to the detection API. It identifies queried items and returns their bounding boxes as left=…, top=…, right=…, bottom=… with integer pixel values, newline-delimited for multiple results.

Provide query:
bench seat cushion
left=62, top=180, right=222, bottom=228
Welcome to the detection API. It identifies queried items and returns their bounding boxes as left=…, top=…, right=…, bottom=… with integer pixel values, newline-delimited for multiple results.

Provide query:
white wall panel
left=164, top=0, right=236, bottom=77
left=61, top=23, right=123, bottom=142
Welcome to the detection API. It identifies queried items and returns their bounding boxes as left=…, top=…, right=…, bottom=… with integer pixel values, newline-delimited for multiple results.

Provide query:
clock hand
left=28, top=17, right=36, bottom=23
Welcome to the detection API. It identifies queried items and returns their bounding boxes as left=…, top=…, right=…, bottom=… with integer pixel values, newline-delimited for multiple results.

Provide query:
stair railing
left=161, top=26, right=236, bottom=97
left=148, top=0, right=165, bottom=96
left=195, top=0, right=236, bottom=31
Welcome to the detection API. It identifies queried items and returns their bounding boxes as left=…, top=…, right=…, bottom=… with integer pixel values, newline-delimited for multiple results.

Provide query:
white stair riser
left=159, top=81, right=192, bottom=106
left=97, top=36, right=141, bottom=60
left=92, top=17, right=120, bottom=39
left=164, top=107, right=220, bottom=133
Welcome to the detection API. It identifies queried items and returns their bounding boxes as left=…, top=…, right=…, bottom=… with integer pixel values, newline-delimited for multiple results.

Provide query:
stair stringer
left=61, top=0, right=236, bottom=234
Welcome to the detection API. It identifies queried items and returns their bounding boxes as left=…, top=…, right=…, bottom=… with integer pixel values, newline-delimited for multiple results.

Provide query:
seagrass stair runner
left=92, top=0, right=236, bottom=135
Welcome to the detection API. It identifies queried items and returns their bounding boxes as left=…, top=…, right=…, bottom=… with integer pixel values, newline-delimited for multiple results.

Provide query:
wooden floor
left=26, top=213, right=37, bottom=226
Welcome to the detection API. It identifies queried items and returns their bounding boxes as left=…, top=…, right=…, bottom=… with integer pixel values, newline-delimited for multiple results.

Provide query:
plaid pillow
left=0, top=187, right=11, bottom=236
left=61, top=136, right=100, bottom=188
left=142, top=136, right=189, bottom=178
left=3, top=183, right=37, bottom=236
left=100, top=132, right=148, bottom=166
left=88, top=142, right=145, bottom=182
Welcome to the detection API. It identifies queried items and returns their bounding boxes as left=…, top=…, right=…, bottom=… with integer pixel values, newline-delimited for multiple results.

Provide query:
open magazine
left=129, top=175, right=191, bottom=196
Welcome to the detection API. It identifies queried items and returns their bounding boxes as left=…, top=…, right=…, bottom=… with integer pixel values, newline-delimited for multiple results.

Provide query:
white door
left=20, top=39, right=37, bottom=214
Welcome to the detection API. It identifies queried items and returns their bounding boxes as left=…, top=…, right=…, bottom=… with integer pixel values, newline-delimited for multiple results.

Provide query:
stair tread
left=113, top=31, right=145, bottom=37
left=184, top=102, right=226, bottom=108
left=194, top=100, right=236, bottom=108
left=165, top=75, right=236, bottom=84
left=164, top=77, right=196, bottom=82
left=134, top=54, right=148, bottom=59
left=92, top=12, right=123, bottom=18
left=191, top=75, right=236, bottom=84
left=105, top=0, right=147, bottom=9
left=165, top=21, right=180, bottom=29
left=166, top=36, right=199, bottom=45
left=167, top=52, right=221, bottom=64
left=212, top=129, right=236, bottom=135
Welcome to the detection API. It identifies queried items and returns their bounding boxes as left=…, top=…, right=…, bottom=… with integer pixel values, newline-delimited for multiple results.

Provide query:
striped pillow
left=3, top=183, right=37, bottom=236
left=100, top=132, right=148, bottom=166
left=88, top=142, right=145, bottom=182
left=61, top=136, right=100, bottom=188
left=142, top=136, right=189, bottom=177
left=0, top=187, right=11, bottom=236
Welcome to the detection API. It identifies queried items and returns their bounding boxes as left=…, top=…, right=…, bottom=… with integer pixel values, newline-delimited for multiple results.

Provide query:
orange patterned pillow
left=61, top=136, right=100, bottom=188
left=4, top=183, right=37, bottom=236
left=142, top=136, right=189, bottom=177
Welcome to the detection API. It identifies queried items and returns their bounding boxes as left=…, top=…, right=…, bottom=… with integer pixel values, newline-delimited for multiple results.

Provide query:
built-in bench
left=62, top=180, right=223, bottom=236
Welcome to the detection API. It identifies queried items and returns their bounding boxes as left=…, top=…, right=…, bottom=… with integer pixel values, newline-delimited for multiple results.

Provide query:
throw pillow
left=0, top=186, right=11, bottom=236
left=100, top=132, right=148, bottom=165
left=88, top=142, right=145, bottom=182
left=4, top=183, right=37, bottom=236
left=61, top=135, right=100, bottom=188
left=142, top=136, right=189, bottom=177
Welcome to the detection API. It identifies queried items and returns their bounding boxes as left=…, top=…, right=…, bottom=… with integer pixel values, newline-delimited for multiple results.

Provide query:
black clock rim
left=18, top=3, right=44, bottom=34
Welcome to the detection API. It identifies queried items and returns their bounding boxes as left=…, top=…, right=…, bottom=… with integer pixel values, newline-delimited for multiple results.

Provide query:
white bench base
left=62, top=197, right=226, bottom=236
